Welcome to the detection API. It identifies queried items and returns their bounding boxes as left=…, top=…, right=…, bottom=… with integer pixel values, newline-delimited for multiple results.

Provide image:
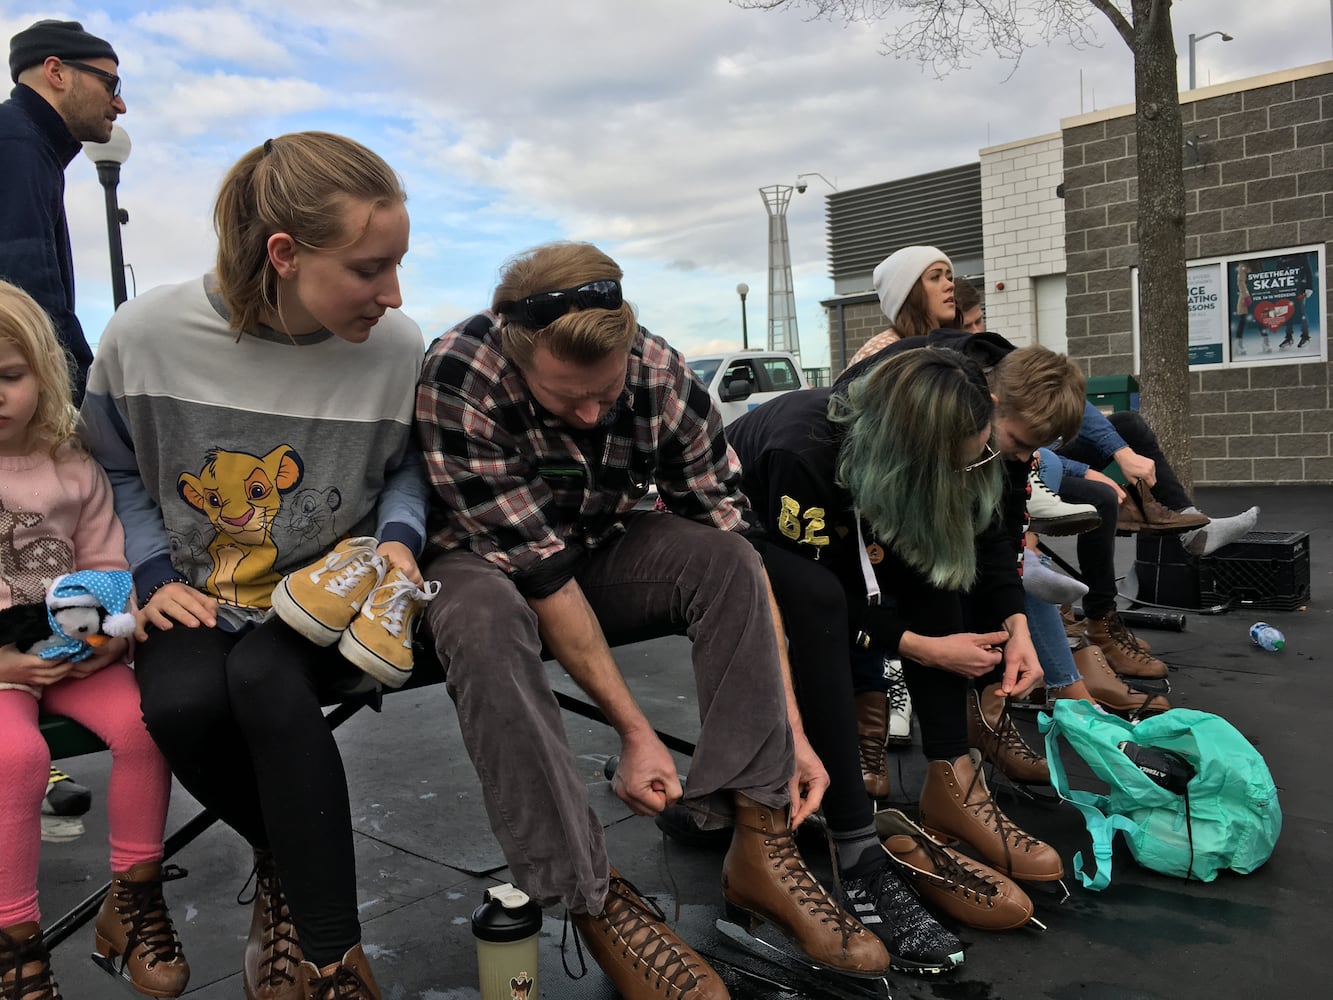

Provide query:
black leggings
left=760, top=542, right=969, bottom=824
left=134, top=618, right=363, bottom=967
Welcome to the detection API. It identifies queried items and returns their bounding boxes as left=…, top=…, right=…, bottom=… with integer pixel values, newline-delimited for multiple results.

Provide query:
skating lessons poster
left=1228, top=249, right=1324, bottom=362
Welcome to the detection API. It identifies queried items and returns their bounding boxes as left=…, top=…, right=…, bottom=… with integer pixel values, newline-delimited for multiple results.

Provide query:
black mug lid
left=472, top=883, right=543, bottom=942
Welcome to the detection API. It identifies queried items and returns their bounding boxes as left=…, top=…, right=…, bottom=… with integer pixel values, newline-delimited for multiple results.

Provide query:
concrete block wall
left=827, top=296, right=887, bottom=373
left=1061, top=62, right=1333, bottom=485
left=979, top=133, right=1067, bottom=347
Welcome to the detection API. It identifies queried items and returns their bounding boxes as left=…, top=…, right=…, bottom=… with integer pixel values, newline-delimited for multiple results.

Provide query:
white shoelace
left=366, top=577, right=442, bottom=639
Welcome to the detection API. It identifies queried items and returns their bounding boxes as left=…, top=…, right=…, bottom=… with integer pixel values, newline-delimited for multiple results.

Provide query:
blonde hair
left=492, top=242, right=637, bottom=368
left=990, top=346, right=1087, bottom=447
left=0, top=280, right=78, bottom=455
left=213, top=131, right=406, bottom=334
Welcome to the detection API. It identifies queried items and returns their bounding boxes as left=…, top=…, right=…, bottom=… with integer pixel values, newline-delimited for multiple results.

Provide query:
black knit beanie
left=9, top=19, right=118, bottom=83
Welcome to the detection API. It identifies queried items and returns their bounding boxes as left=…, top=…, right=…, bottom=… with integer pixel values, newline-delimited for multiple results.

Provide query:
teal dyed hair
left=831, top=348, right=1003, bottom=591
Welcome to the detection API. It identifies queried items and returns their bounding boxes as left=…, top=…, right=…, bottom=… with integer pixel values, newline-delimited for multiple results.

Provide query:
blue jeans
left=1029, top=448, right=1082, bottom=689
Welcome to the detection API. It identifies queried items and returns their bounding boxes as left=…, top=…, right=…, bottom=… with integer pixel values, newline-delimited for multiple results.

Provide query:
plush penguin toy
left=0, top=570, right=137, bottom=662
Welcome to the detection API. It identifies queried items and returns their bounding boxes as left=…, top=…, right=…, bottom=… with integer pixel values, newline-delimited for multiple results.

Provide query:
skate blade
left=89, top=951, right=139, bottom=991
left=715, top=917, right=894, bottom=997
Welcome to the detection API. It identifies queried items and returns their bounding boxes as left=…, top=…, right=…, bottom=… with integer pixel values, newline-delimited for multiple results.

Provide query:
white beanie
left=872, top=246, right=952, bottom=325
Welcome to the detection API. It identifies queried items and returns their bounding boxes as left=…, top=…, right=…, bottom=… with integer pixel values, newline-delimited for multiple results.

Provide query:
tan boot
left=301, top=944, right=380, bottom=1000
left=919, top=752, right=1064, bottom=882
left=571, top=868, right=729, bottom=1000
left=873, top=809, right=1034, bottom=931
left=854, top=692, right=891, bottom=799
left=93, top=862, right=190, bottom=998
left=1118, top=482, right=1210, bottom=536
left=1062, top=604, right=1150, bottom=653
left=1084, top=610, right=1169, bottom=679
left=722, top=794, right=888, bottom=976
left=1072, top=644, right=1171, bottom=719
left=242, top=850, right=306, bottom=1000
left=966, top=685, right=1050, bottom=785
left=0, top=922, right=60, bottom=1000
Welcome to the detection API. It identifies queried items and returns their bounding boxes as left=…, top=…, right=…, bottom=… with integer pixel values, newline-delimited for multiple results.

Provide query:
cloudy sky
left=6, top=0, right=1331, bottom=369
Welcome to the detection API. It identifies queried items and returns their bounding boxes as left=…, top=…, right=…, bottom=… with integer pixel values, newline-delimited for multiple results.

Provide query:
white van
left=687, top=351, right=808, bottom=425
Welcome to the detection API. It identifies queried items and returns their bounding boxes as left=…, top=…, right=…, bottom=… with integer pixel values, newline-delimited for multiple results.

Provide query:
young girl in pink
left=0, top=280, right=189, bottom=998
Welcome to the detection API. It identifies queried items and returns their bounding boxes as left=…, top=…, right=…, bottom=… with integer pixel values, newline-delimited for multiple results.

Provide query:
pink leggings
left=0, top=662, right=171, bottom=926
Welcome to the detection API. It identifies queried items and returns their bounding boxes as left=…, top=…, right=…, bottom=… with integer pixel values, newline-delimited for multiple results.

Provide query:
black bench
left=39, top=623, right=694, bottom=949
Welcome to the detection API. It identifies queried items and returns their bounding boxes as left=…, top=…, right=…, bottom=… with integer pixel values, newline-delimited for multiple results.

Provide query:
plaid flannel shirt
left=415, top=313, right=749, bottom=587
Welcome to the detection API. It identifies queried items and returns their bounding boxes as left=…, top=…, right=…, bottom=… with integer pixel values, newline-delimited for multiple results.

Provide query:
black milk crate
left=1199, top=530, right=1310, bottom=612
left=1133, top=530, right=1311, bottom=612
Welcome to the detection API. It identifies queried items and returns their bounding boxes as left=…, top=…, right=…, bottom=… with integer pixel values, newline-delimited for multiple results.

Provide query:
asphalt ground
left=34, top=484, right=1326, bottom=1000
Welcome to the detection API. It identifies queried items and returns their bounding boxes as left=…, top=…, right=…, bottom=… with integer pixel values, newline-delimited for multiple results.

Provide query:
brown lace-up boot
left=966, top=685, right=1050, bottom=785
left=1, top=922, right=61, bottom=1000
left=1084, top=610, right=1169, bottom=679
left=572, top=868, right=729, bottom=1000
left=301, top=944, right=380, bottom=1000
left=93, top=861, right=190, bottom=997
left=919, top=751, right=1064, bottom=883
left=1072, top=644, right=1171, bottom=719
left=722, top=795, right=889, bottom=976
left=242, top=850, right=306, bottom=1000
left=854, top=692, right=892, bottom=799
left=1117, top=482, right=1209, bottom=536
left=873, top=809, right=1034, bottom=931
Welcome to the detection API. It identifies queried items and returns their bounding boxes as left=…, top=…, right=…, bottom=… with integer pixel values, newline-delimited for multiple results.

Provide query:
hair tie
left=263, top=138, right=274, bottom=155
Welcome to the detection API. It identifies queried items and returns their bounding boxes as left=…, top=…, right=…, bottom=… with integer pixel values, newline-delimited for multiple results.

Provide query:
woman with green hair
left=727, top=347, right=1064, bottom=885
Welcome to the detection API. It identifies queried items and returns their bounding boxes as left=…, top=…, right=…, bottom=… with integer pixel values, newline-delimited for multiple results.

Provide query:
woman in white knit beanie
left=851, top=246, right=958, bottom=365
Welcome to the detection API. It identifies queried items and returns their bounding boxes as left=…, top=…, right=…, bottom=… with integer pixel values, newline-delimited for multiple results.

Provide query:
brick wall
left=1062, top=62, right=1333, bottom=485
left=979, top=133, right=1067, bottom=345
left=827, top=296, right=889, bottom=373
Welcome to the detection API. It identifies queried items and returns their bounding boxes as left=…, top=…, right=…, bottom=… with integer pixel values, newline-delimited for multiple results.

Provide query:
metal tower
left=759, top=184, right=800, bottom=359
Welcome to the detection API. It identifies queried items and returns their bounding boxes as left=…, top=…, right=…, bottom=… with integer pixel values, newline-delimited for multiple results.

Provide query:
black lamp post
left=736, top=282, right=750, bottom=350
left=82, top=125, right=131, bottom=308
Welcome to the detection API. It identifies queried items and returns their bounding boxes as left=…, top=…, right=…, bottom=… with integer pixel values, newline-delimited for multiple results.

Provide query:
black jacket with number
left=727, top=357, right=1025, bottom=653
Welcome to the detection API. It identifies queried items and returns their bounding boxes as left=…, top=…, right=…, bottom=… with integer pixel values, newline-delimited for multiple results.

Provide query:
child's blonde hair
left=0, top=280, right=78, bottom=455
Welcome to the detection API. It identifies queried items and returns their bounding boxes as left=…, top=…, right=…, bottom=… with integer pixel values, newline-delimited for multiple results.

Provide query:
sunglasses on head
left=501, top=279, right=622, bottom=329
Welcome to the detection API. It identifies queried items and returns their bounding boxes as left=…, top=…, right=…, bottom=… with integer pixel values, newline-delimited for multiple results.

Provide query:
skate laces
left=562, top=875, right=703, bottom=992
left=309, top=962, right=374, bottom=999
left=1106, top=615, right=1156, bottom=663
left=746, top=820, right=862, bottom=947
left=313, top=547, right=384, bottom=596
left=906, top=834, right=1002, bottom=903
left=237, top=853, right=301, bottom=986
left=0, top=928, right=60, bottom=1000
left=108, top=865, right=187, bottom=968
left=990, top=700, right=1044, bottom=766
left=365, top=577, right=440, bottom=637
left=960, top=763, right=1044, bottom=858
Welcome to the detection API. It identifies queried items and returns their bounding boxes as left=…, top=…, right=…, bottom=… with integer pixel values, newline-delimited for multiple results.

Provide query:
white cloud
left=15, top=0, right=1330, bottom=367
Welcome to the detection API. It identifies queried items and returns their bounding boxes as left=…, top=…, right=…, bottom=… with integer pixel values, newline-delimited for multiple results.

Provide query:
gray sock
left=833, top=826, right=883, bottom=873
left=1023, top=548, right=1089, bottom=604
left=1183, top=505, right=1260, bottom=557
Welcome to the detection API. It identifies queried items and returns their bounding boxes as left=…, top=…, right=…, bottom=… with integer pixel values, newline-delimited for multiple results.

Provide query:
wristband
left=143, top=577, right=189, bottom=603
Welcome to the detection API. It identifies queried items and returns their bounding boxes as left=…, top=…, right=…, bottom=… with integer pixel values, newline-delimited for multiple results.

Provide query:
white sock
left=1182, top=505, right=1260, bottom=557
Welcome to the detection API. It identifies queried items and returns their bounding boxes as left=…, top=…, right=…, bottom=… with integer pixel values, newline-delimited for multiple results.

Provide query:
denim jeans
left=422, top=511, right=794, bottom=913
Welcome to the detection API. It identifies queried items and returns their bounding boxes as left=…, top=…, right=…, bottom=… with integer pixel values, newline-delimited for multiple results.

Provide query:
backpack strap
left=1039, top=710, right=1143, bottom=891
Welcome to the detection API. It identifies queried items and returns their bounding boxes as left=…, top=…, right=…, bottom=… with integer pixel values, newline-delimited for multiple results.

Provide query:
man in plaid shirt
left=415, top=242, right=888, bottom=998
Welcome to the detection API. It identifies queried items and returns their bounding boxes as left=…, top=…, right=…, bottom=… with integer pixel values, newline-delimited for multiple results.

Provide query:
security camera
left=795, top=180, right=808, bottom=194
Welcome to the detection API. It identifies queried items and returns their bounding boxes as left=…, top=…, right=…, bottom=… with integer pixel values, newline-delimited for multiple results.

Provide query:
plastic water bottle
left=1249, top=622, right=1285, bottom=652
left=472, top=883, right=541, bottom=1000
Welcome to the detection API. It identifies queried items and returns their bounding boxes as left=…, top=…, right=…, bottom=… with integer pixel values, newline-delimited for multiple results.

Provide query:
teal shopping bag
left=1039, top=700, right=1281, bottom=890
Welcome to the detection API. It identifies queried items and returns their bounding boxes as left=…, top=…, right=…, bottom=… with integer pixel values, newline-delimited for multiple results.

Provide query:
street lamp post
left=736, top=283, right=750, bottom=350
left=1187, top=30, right=1233, bottom=90
left=82, top=124, right=132, bottom=308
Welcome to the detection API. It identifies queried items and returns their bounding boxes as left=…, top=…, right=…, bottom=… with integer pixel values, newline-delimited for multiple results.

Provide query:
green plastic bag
left=1039, top=700, right=1282, bottom=890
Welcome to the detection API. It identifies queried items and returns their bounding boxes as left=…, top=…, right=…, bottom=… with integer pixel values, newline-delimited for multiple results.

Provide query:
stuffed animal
left=0, top=570, right=137, bottom=663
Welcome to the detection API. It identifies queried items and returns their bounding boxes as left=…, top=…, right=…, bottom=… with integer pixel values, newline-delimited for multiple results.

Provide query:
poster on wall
left=1187, top=263, right=1225, bottom=365
left=1228, top=249, right=1323, bottom=361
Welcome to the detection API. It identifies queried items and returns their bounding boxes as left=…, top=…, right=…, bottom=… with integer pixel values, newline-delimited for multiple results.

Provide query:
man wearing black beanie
left=1, top=19, right=125, bottom=404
